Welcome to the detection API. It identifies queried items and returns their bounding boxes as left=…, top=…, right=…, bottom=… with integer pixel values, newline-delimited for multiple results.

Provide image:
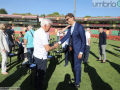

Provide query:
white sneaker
left=22, top=61, right=27, bottom=65
left=15, top=52, right=17, bottom=54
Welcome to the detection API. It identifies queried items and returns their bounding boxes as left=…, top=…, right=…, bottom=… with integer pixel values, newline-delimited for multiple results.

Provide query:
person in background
left=59, top=29, right=64, bottom=40
left=83, top=28, right=91, bottom=64
left=60, top=25, right=71, bottom=33
left=5, top=24, right=14, bottom=53
left=22, top=30, right=28, bottom=65
left=17, top=32, right=24, bottom=59
left=10, top=26, right=15, bottom=33
left=97, top=28, right=107, bottom=63
left=57, top=30, right=60, bottom=42
left=0, top=23, right=10, bottom=75
left=12, top=33, right=17, bottom=54
left=59, top=25, right=71, bottom=67
left=62, top=31, right=70, bottom=67
left=17, top=32, right=24, bottom=44
left=24, top=25, right=35, bottom=64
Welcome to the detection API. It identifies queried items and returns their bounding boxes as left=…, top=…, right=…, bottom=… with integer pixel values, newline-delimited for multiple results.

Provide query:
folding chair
left=20, top=53, right=36, bottom=85
left=8, top=53, right=18, bottom=67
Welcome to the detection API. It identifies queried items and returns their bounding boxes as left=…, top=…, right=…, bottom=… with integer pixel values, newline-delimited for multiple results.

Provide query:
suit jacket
left=0, top=30, right=10, bottom=53
left=60, top=23, right=86, bottom=55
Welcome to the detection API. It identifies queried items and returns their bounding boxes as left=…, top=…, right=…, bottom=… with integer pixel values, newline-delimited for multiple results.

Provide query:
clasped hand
left=54, top=43, right=59, bottom=49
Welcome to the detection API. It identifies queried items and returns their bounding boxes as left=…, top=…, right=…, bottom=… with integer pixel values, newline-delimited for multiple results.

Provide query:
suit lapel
left=72, top=23, right=78, bottom=36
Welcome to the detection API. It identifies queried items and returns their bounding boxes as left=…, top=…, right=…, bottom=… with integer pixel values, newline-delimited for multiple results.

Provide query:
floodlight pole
left=74, top=0, right=76, bottom=17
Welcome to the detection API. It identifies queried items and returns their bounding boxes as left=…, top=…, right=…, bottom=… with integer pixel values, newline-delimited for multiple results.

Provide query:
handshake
left=53, top=43, right=59, bottom=49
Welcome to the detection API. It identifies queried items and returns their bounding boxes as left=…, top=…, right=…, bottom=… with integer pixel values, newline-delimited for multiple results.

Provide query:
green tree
left=47, top=12, right=64, bottom=17
left=40, top=14, right=45, bottom=17
left=52, top=12, right=60, bottom=15
left=12, top=13, right=36, bottom=16
left=0, top=8, right=8, bottom=14
left=85, top=16, right=91, bottom=18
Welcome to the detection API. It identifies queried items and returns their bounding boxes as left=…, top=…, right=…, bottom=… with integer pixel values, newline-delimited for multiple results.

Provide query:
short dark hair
left=65, top=13, right=75, bottom=20
left=20, top=31, right=22, bottom=34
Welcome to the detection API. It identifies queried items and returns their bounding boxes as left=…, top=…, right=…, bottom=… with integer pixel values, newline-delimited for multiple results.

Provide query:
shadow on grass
left=20, top=54, right=63, bottom=90
left=56, top=74, right=78, bottom=90
left=0, top=63, right=29, bottom=88
left=113, top=48, right=120, bottom=52
left=93, top=42, right=99, bottom=45
left=108, top=44, right=119, bottom=48
left=20, top=71, right=36, bottom=90
left=84, top=63, right=113, bottom=90
left=43, top=56, right=59, bottom=90
left=106, top=60, right=120, bottom=74
left=90, top=51, right=99, bottom=59
left=106, top=49, right=120, bottom=58
left=7, top=59, right=20, bottom=72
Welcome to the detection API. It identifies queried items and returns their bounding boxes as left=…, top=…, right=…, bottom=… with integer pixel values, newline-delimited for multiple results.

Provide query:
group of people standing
left=0, top=13, right=107, bottom=90
left=0, top=24, right=35, bottom=75
left=32, top=13, right=107, bottom=90
left=0, top=24, right=17, bottom=75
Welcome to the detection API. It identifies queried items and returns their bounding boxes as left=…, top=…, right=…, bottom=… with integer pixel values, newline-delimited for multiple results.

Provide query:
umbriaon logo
left=117, top=0, right=120, bottom=7
left=92, top=0, right=120, bottom=7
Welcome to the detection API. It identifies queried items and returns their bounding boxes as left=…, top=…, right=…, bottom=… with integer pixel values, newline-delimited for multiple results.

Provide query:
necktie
left=69, top=26, right=73, bottom=51
left=71, top=26, right=74, bottom=35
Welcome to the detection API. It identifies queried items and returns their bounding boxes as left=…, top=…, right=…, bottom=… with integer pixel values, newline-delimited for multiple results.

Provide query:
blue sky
left=0, top=0, right=120, bottom=17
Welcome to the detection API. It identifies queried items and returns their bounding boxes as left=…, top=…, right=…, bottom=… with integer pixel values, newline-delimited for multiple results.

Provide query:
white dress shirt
left=71, top=22, right=75, bottom=35
left=86, top=31, right=91, bottom=46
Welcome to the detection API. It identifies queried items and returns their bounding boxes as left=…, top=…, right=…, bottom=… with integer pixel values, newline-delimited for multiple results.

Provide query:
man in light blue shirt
left=24, top=25, right=35, bottom=64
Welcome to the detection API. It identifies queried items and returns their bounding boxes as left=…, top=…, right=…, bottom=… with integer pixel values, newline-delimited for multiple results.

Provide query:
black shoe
left=96, top=60, right=101, bottom=61
left=69, top=82, right=80, bottom=88
left=100, top=61, right=105, bottom=63
left=64, top=64, right=68, bottom=67
left=17, top=56, right=21, bottom=59
left=84, top=62, right=89, bottom=64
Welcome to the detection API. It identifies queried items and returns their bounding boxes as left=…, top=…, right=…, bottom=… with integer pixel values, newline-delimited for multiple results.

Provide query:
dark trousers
left=27, top=48, right=34, bottom=64
left=83, top=45, right=90, bottom=62
left=17, top=43, right=24, bottom=58
left=34, top=56, right=47, bottom=90
left=74, top=53, right=82, bottom=84
left=65, top=45, right=69, bottom=65
left=70, top=49, right=74, bottom=69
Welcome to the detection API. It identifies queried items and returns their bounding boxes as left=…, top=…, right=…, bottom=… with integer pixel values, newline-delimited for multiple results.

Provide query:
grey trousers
left=99, top=45, right=106, bottom=60
left=0, top=51, right=8, bottom=73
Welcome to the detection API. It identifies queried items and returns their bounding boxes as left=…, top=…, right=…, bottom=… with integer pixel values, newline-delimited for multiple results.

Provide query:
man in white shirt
left=46, top=32, right=50, bottom=41
left=83, top=28, right=91, bottom=63
left=33, top=18, right=57, bottom=90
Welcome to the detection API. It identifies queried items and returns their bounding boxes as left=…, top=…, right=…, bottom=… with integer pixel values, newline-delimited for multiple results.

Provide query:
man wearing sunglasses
left=55, top=13, right=86, bottom=88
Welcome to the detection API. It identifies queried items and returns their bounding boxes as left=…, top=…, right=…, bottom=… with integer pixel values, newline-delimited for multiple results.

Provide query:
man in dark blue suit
left=55, top=13, right=86, bottom=87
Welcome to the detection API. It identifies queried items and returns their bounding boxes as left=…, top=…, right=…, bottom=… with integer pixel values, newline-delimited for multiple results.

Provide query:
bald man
left=24, top=25, right=35, bottom=64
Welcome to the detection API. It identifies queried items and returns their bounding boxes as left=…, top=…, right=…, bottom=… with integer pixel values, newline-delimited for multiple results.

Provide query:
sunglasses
left=66, top=18, right=70, bottom=21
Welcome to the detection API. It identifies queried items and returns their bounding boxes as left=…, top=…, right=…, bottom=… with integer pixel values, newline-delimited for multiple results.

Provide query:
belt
left=69, top=47, right=72, bottom=51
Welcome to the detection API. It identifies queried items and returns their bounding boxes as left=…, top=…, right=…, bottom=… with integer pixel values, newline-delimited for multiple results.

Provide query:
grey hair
left=41, top=18, right=52, bottom=27
left=86, top=28, right=90, bottom=31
